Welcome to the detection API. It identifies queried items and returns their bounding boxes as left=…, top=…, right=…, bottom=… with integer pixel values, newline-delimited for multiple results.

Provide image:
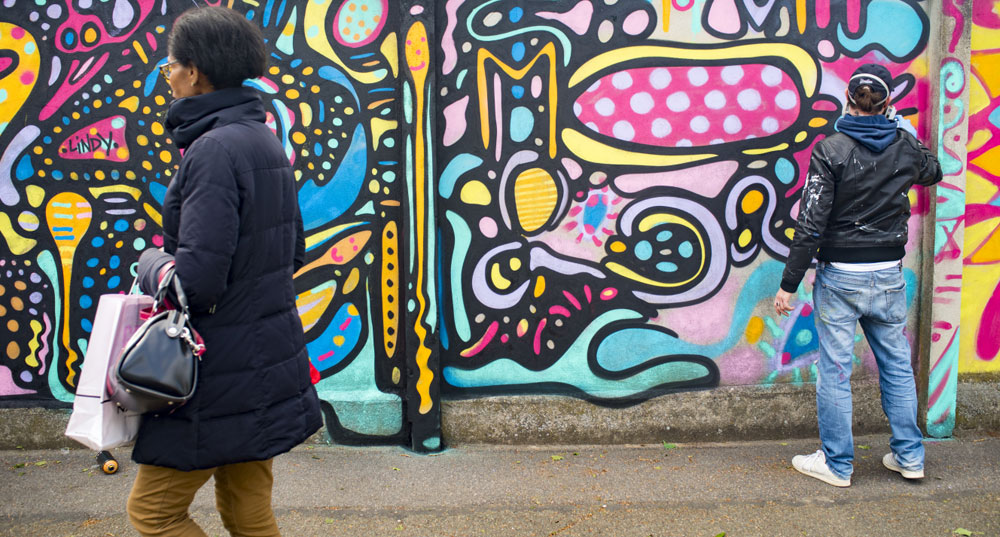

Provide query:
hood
left=165, top=87, right=266, bottom=149
left=834, top=114, right=897, bottom=153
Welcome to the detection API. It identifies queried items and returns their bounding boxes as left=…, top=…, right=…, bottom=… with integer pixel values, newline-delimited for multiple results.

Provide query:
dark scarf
left=164, top=87, right=266, bottom=149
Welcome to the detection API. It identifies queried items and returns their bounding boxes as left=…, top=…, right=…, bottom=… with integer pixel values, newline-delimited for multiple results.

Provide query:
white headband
left=848, top=73, right=890, bottom=106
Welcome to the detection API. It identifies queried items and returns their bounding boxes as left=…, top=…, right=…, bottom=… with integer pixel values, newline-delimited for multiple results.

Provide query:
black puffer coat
left=134, top=87, right=321, bottom=471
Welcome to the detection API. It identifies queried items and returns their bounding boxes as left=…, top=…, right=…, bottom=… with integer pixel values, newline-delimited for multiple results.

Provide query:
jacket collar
left=165, top=87, right=266, bottom=149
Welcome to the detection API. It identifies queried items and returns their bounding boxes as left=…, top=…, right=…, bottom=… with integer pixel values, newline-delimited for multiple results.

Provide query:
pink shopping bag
left=65, top=293, right=154, bottom=451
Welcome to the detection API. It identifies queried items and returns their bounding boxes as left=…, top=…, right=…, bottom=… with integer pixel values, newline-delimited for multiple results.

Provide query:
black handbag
left=108, top=268, right=204, bottom=415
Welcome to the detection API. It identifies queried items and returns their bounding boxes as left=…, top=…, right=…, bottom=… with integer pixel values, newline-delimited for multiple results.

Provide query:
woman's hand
left=774, top=289, right=795, bottom=317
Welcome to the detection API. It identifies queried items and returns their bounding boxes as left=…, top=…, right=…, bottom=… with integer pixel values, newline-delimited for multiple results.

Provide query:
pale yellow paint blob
left=25, top=185, right=44, bottom=207
left=460, top=180, right=491, bottom=205
left=490, top=262, right=511, bottom=290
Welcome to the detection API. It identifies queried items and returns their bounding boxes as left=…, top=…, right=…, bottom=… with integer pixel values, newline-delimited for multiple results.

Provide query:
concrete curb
left=2, top=380, right=997, bottom=449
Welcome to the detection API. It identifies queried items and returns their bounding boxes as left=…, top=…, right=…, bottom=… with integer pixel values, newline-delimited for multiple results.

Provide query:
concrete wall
left=0, top=0, right=994, bottom=449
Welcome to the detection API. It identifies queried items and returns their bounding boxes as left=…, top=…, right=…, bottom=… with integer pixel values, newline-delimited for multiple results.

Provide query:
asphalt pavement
left=2, top=432, right=998, bottom=537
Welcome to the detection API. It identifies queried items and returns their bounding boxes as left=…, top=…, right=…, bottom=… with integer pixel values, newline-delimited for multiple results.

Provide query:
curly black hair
left=168, top=6, right=266, bottom=89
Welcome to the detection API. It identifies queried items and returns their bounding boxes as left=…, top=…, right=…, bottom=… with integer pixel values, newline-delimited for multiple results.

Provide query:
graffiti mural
left=0, top=0, right=432, bottom=446
left=436, top=0, right=935, bottom=404
left=960, top=1, right=1000, bottom=374
left=1, top=0, right=988, bottom=447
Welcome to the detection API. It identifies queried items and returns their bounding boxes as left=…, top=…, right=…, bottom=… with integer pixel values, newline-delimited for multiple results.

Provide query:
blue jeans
left=813, top=262, right=925, bottom=479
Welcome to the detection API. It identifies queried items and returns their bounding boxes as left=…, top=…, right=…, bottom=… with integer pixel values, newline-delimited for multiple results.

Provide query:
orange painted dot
left=7, top=319, right=18, bottom=332
left=6, top=342, right=19, bottom=360
left=14, top=281, right=26, bottom=291
left=159, top=150, right=172, bottom=163
left=10, top=297, right=23, bottom=311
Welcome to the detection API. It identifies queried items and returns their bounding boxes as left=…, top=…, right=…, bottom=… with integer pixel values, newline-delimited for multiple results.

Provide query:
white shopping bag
left=66, top=293, right=153, bottom=451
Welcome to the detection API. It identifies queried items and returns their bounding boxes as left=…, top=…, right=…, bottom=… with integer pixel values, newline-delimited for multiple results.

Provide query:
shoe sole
left=793, top=462, right=851, bottom=487
left=883, top=457, right=924, bottom=479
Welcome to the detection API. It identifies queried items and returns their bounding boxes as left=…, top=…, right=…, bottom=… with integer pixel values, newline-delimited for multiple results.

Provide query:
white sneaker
left=792, top=450, right=851, bottom=487
left=882, top=453, right=924, bottom=479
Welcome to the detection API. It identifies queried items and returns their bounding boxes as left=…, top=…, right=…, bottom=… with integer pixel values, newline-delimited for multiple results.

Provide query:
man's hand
left=775, top=289, right=795, bottom=317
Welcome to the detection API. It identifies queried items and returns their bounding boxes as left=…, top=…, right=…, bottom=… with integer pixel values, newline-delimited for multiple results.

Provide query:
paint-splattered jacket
left=780, top=123, right=942, bottom=293
left=133, top=87, right=321, bottom=471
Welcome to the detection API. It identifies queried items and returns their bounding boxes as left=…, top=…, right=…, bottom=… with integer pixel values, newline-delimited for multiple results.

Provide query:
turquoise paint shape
left=275, top=6, right=296, bottom=54
left=355, top=200, right=375, bottom=216
left=424, top=86, right=438, bottom=331
left=989, top=104, right=1000, bottom=128
left=509, top=107, right=534, bottom=142
left=936, top=61, right=966, bottom=176
left=835, top=0, right=924, bottom=60
left=422, top=436, right=441, bottom=451
left=927, top=328, right=959, bottom=438
left=37, top=250, right=73, bottom=403
left=596, top=261, right=784, bottom=370
left=445, top=210, right=472, bottom=342
left=445, top=309, right=713, bottom=399
left=439, top=153, right=483, bottom=199
left=314, top=295, right=402, bottom=437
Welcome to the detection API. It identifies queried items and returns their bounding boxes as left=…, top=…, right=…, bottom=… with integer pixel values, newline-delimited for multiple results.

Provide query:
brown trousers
left=126, top=459, right=280, bottom=537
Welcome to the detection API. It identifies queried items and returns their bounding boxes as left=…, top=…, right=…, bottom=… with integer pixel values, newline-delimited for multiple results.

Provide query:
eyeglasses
left=159, top=60, right=181, bottom=83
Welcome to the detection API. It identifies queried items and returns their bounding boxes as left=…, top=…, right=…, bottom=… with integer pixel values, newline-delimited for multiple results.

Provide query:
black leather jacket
left=780, top=128, right=942, bottom=292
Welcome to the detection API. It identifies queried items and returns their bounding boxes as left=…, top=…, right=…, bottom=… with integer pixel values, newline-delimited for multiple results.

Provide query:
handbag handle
left=154, top=266, right=191, bottom=313
left=153, top=267, right=205, bottom=356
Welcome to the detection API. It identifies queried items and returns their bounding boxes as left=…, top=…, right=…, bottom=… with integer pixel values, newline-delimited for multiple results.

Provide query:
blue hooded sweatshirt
left=834, top=114, right=898, bottom=152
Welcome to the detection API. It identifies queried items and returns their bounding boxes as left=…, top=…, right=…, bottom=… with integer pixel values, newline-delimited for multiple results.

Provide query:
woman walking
left=128, top=6, right=321, bottom=535
left=775, top=64, right=942, bottom=487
